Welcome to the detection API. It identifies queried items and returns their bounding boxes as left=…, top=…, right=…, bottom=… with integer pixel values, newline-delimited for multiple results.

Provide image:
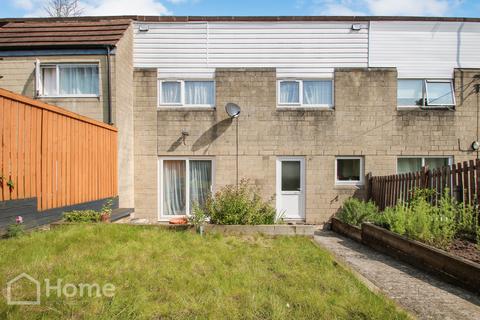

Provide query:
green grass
left=0, top=224, right=409, bottom=319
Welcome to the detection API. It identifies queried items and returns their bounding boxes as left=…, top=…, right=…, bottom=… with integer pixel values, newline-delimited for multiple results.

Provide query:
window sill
left=38, top=95, right=100, bottom=99
left=276, top=106, right=334, bottom=111
left=397, top=106, right=455, bottom=111
left=334, top=184, right=365, bottom=190
left=157, top=106, right=216, bottom=112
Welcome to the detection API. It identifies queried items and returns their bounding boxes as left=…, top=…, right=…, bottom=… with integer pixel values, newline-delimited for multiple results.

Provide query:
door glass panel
left=189, top=160, right=212, bottom=208
left=281, top=161, right=301, bottom=191
left=163, top=160, right=186, bottom=215
left=425, top=158, right=449, bottom=170
left=397, top=158, right=422, bottom=174
left=337, top=159, right=361, bottom=181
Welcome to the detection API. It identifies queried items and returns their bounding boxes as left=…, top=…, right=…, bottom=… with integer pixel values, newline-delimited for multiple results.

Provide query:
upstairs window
left=278, top=79, right=333, bottom=108
left=397, top=79, right=455, bottom=108
left=36, top=63, right=99, bottom=97
left=159, top=80, right=215, bottom=107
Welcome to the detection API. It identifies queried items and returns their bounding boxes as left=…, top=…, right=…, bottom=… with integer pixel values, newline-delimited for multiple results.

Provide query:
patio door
left=159, top=158, right=213, bottom=220
left=276, top=157, right=305, bottom=220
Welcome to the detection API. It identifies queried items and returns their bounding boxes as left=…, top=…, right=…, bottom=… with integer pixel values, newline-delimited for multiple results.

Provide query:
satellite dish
left=225, top=103, right=241, bottom=118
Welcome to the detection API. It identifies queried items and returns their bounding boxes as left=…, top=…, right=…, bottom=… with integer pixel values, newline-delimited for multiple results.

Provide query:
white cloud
left=82, top=0, right=171, bottom=16
left=312, top=0, right=459, bottom=16
left=12, top=0, right=35, bottom=10
left=366, top=0, right=450, bottom=16
left=19, top=0, right=171, bottom=17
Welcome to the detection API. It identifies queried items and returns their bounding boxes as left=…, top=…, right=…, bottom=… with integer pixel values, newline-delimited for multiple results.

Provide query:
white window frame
left=397, top=79, right=455, bottom=109
left=157, top=157, right=215, bottom=221
left=335, top=156, right=364, bottom=186
left=158, top=79, right=215, bottom=108
left=425, top=80, right=456, bottom=107
left=36, top=63, right=100, bottom=98
left=396, top=156, right=453, bottom=174
left=277, top=79, right=334, bottom=109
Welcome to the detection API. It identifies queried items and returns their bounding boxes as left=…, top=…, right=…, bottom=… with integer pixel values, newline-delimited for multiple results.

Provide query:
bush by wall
left=192, top=179, right=277, bottom=225
left=337, top=189, right=479, bottom=250
left=63, top=210, right=102, bottom=223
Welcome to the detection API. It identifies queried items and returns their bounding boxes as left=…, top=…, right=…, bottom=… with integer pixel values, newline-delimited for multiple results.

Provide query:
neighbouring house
left=2, top=16, right=480, bottom=225
left=0, top=17, right=134, bottom=210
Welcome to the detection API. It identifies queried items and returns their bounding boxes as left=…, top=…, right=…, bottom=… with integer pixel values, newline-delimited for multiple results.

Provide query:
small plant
left=205, top=179, right=277, bottom=225
left=189, top=203, right=208, bottom=235
left=100, top=198, right=113, bottom=222
left=336, top=197, right=378, bottom=227
left=6, top=216, right=25, bottom=238
left=6, top=178, right=14, bottom=192
left=63, top=210, right=101, bottom=223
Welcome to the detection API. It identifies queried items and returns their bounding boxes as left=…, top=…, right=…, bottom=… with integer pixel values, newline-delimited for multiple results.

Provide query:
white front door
left=276, top=157, right=305, bottom=220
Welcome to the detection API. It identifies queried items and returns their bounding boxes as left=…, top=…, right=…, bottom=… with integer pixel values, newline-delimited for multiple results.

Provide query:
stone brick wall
left=113, top=25, right=135, bottom=208
left=0, top=54, right=109, bottom=122
left=134, top=67, right=480, bottom=224
left=133, top=70, right=158, bottom=220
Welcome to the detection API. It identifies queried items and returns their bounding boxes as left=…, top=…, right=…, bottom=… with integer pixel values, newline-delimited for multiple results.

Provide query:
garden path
left=314, top=231, right=480, bottom=320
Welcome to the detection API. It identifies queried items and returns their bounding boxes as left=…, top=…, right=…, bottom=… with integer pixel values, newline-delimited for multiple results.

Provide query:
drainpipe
left=106, top=45, right=113, bottom=125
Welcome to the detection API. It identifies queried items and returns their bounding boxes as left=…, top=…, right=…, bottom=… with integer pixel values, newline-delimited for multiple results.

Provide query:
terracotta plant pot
left=101, top=213, right=110, bottom=223
left=169, top=217, right=188, bottom=225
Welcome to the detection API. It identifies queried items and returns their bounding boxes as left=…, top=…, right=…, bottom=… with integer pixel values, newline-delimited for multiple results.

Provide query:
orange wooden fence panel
left=0, top=88, right=117, bottom=211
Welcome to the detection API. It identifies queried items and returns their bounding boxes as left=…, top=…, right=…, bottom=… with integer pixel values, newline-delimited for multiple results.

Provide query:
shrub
left=189, top=202, right=208, bottom=231
left=205, top=179, right=277, bottom=225
left=63, top=210, right=101, bottom=223
left=336, top=197, right=378, bottom=227
left=6, top=223, right=25, bottom=238
left=373, top=189, right=469, bottom=249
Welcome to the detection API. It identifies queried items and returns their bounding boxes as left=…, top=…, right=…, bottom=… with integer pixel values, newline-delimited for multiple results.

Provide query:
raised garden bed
left=330, top=219, right=480, bottom=294
left=331, top=218, right=361, bottom=242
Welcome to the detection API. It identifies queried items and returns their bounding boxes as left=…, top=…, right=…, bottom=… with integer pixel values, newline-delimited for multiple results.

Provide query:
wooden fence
left=368, top=159, right=480, bottom=210
left=0, top=88, right=117, bottom=211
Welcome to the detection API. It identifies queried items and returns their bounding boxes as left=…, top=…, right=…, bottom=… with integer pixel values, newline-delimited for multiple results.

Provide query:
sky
left=0, top=0, right=479, bottom=18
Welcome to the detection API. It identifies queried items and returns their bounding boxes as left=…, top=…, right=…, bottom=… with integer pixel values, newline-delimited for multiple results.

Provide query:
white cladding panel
left=369, top=21, right=480, bottom=78
left=134, top=22, right=369, bottom=78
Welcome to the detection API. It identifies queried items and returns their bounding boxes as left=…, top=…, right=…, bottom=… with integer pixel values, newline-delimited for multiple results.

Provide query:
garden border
left=331, top=218, right=480, bottom=294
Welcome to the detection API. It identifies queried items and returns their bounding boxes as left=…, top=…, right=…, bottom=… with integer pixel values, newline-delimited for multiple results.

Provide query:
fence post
left=421, top=165, right=430, bottom=189
left=366, top=172, right=372, bottom=201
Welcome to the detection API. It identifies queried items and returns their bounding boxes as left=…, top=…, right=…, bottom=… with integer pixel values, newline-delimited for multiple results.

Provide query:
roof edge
left=1, top=15, right=480, bottom=23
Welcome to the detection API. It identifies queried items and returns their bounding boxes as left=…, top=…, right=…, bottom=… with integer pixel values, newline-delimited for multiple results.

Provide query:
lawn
left=0, top=224, right=409, bottom=319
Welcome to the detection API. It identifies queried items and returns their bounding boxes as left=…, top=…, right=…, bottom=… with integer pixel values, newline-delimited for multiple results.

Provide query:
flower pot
left=101, top=213, right=110, bottom=223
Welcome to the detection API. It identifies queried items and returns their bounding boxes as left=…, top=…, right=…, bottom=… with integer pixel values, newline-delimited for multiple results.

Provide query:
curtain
left=280, top=81, right=299, bottom=104
left=162, top=81, right=181, bottom=104
left=397, top=80, right=423, bottom=106
left=303, top=80, right=332, bottom=105
left=189, top=160, right=212, bottom=208
left=185, top=81, right=214, bottom=105
left=42, top=67, right=57, bottom=96
left=397, top=158, right=422, bottom=174
left=425, top=158, right=449, bottom=170
left=59, top=65, right=99, bottom=95
left=163, top=160, right=186, bottom=216
left=426, top=82, right=454, bottom=105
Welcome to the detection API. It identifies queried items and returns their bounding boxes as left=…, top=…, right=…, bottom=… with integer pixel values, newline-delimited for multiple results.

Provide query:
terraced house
left=2, top=15, right=480, bottom=225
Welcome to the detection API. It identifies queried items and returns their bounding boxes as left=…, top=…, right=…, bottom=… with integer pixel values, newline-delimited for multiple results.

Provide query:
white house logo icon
left=6, top=273, right=40, bottom=305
